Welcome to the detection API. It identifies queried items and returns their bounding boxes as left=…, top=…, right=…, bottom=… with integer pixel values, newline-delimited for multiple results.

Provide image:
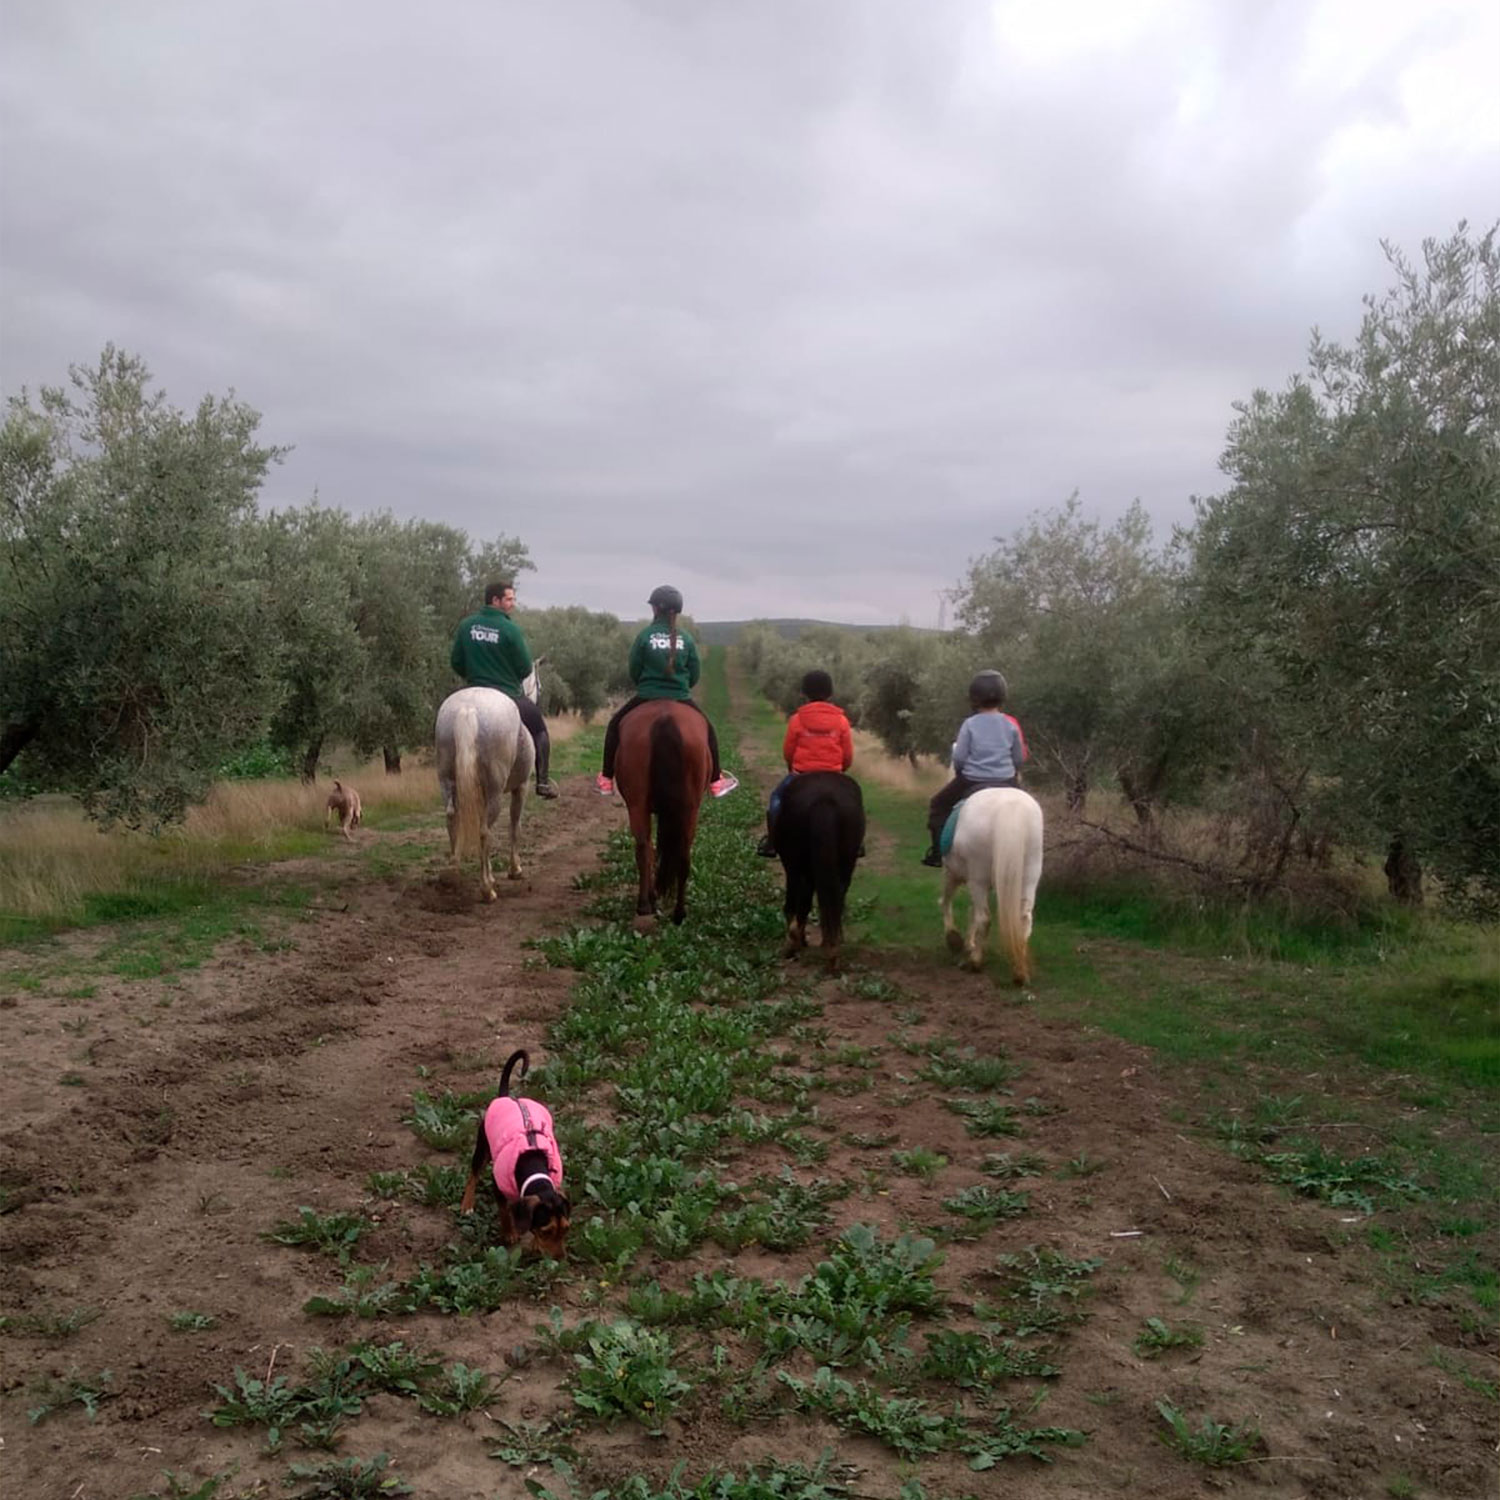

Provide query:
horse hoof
left=779, top=939, right=800, bottom=960
left=632, top=914, right=657, bottom=935
left=508, top=869, right=524, bottom=881
left=945, top=929, right=964, bottom=953
left=482, top=889, right=498, bottom=904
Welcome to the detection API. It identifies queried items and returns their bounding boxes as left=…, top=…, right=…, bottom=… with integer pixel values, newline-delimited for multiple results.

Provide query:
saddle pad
left=940, top=801, right=965, bottom=856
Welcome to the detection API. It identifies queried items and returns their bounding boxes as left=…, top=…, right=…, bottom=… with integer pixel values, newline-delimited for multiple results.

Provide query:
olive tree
left=1187, top=223, right=1500, bottom=905
left=524, top=606, right=634, bottom=718
left=954, top=496, right=1225, bottom=819
left=0, top=348, right=284, bottom=826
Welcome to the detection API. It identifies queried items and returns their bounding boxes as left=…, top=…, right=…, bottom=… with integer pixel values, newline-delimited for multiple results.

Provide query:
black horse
left=775, top=771, right=866, bottom=971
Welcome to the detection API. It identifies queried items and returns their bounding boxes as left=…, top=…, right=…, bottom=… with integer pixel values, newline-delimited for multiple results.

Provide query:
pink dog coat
left=482, top=1096, right=564, bottom=1204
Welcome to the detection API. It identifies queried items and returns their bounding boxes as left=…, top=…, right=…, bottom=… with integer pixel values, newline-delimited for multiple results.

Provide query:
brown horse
left=614, top=700, right=713, bottom=924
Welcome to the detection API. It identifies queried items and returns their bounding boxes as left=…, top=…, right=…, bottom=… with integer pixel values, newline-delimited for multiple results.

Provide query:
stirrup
left=594, top=774, right=615, bottom=796
left=709, top=772, right=739, bottom=798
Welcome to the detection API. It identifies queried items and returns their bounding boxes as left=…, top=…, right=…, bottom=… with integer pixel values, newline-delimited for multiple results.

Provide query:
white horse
left=435, top=669, right=540, bottom=902
left=940, top=787, right=1044, bottom=982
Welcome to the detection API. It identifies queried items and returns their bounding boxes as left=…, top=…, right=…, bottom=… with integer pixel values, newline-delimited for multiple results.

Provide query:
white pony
left=940, top=787, right=1044, bottom=982
left=435, top=664, right=542, bottom=902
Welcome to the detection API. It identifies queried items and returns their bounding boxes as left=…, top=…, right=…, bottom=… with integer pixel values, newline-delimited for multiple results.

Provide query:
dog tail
left=333, top=779, right=344, bottom=793
left=498, top=1048, right=529, bottom=1097
left=451, top=702, right=484, bottom=857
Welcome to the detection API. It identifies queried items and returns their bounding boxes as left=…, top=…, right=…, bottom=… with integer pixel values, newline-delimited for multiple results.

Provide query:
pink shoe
left=708, top=772, right=739, bottom=799
left=595, top=774, right=615, bottom=796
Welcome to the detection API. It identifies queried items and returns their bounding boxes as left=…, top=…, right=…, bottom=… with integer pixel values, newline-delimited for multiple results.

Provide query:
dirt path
left=1, top=783, right=615, bottom=1497
left=1, top=770, right=1493, bottom=1499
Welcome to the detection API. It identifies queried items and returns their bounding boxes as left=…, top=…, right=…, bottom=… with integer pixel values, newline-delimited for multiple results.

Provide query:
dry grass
left=849, top=733, right=949, bottom=793
left=0, top=757, right=452, bottom=924
left=0, top=729, right=595, bottom=927
left=546, top=711, right=589, bottom=744
left=1039, top=788, right=1388, bottom=915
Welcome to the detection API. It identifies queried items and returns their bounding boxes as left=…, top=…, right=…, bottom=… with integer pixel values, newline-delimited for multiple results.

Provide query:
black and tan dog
left=460, top=1049, right=571, bottom=1257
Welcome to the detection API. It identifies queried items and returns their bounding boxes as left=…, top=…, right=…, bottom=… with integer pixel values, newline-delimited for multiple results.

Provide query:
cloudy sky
left=3, top=1, right=1496, bottom=625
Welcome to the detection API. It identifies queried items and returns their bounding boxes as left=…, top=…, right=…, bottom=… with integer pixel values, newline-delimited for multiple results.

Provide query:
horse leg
left=964, top=873, right=991, bottom=971
left=440, top=779, right=459, bottom=862
left=478, top=828, right=497, bottom=902
left=778, top=865, right=807, bottom=958
left=941, top=867, right=964, bottom=953
left=671, top=804, right=700, bottom=926
left=506, top=785, right=525, bottom=880
left=633, top=826, right=656, bottom=916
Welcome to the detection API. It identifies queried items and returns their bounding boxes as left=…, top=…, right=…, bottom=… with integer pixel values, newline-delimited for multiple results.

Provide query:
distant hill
left=695, top=619, right=938, bottom=647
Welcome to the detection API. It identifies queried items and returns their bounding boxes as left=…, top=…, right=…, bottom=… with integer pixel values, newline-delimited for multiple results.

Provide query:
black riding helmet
left=648, top=584, right=684, bottom=616
left=968, top=669, right=1008, bottom=709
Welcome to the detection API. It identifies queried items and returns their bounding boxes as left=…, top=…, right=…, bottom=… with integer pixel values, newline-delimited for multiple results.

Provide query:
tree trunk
left=0, top=720, right=39, bottom=777
left=300, top=735, right=323, bottom=785
left=382, top=745, right=402, bottom=774
left=1117, top=770, right=1156, bottom=832
left=1384, top=837, right=1424, bottom=906
left=1064, top=770, right=1088, bottom=815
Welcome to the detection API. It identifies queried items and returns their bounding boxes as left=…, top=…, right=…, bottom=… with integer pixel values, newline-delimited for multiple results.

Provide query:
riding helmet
left=968, top=669, right=1008, bottom=709
left=648, top=585, right=684, bottom=615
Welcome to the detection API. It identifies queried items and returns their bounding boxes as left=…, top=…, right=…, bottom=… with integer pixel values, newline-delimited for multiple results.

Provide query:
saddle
left=941, top=780, right=1019, bottom=856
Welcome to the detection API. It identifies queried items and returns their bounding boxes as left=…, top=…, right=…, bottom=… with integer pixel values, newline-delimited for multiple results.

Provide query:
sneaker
left=708, top=772, right=739, bottom=798
left=755, top=835, right=777, bottom=858
left=594, top=774, right=615, bottom=796
left=920, top=846, right=944, bottom=868
left=535, top=779, right=560, bottom=800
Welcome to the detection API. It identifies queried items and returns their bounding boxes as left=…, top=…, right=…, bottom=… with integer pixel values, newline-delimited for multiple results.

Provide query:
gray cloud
left=3, top=0, right=1496, bottom=624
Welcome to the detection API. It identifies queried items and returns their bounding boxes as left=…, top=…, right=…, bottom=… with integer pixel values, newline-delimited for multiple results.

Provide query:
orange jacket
left=783, top=700, right=854, bottom=774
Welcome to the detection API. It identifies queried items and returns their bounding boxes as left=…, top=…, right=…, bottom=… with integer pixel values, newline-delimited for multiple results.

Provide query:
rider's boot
left=534, top=740, right=559, bottom=799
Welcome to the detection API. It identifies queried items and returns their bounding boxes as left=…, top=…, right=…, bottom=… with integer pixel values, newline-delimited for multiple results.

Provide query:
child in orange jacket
left=755, top=669, right=855, bottom=857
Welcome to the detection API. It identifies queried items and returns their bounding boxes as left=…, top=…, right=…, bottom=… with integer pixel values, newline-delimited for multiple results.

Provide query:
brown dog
left=460, top=1050, right=571, bottom=1258
left=325, top=780, right=362, bottom=840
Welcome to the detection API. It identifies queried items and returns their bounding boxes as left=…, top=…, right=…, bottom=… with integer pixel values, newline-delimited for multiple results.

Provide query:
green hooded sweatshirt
left=450, top=606, right=533, bottom=696
left=628, top=615, right=701, bottom=701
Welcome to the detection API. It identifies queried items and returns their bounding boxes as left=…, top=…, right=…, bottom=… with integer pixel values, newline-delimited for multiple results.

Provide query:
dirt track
left=1, top=777, right=1494, bottom=1499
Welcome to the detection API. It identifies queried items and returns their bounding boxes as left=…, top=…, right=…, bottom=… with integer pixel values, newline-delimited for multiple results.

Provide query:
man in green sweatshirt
left=450, top=581, right=558, bottom=798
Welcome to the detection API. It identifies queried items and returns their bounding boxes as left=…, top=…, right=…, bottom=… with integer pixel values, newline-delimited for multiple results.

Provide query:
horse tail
left=991, top=792, right=1042, bottom=984
left=809, top=793, right=846, bottom=949
left=452, top=701, right=485, bottom=859
left=650, top=712, right=688, bottom=895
